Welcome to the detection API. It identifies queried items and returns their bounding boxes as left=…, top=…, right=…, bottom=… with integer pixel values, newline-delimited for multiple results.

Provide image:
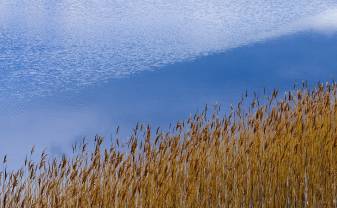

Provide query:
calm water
left=1, top=1, right=337, bottom=165
left=0, top=0, right=336, bottom=99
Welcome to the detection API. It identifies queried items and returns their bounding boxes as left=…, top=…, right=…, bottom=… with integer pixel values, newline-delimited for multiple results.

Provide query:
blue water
left=1, top=0, right=336, bottom=100
left=1, top=0, right=337, bottom=165
left=1, top=31, right=337, bottom=165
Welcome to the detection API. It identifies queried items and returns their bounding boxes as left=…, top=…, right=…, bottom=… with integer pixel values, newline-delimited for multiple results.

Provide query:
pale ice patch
left=0, top=0, right=337, bottom=99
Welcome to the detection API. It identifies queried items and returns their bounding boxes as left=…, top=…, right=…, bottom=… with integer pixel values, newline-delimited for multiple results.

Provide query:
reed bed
left=1, top=82, right=337, bottom=207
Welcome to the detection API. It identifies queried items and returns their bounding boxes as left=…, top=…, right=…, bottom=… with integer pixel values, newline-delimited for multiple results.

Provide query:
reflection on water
left=0, top=0, right=336, bottom=99
left=1, top=31, right=337, bottom=166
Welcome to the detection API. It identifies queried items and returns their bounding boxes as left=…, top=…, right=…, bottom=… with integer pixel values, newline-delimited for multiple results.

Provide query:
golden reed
left=0, top=82, right=336, bottom=207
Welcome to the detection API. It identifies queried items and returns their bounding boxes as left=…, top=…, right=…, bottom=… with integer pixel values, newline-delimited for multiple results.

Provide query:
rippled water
left=0, top=0, right=337, bottom=99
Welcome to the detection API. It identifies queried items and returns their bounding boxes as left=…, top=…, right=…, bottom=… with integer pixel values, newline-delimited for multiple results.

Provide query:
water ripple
left=0, top=0, right=336, bottom=99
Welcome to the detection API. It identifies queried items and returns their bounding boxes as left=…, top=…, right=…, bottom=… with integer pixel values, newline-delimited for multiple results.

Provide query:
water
left=1, top=1, right=337, bottom=165
left=0, top=0, right=336, bottom=99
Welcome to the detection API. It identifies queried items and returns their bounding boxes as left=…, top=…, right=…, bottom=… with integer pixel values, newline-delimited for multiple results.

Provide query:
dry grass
left=1, top=82, right=337, bottom=207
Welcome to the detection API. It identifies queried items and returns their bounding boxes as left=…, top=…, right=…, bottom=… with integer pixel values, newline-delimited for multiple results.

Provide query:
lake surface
left=1, top=0, right=336, bottom=100
left=1, top=1, right=337, bottom=165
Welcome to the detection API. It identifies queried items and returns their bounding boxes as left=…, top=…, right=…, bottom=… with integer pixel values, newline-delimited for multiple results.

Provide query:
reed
left=0, top=82, right=337, bottom=207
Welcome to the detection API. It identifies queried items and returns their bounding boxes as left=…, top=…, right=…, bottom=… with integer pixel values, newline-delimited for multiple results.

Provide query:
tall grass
left=1, top=82, right=337, bottom=207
